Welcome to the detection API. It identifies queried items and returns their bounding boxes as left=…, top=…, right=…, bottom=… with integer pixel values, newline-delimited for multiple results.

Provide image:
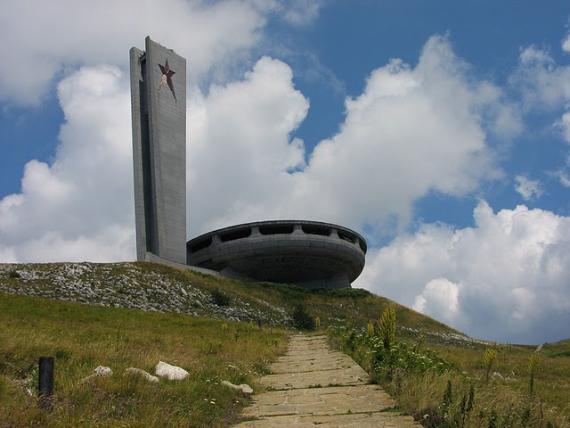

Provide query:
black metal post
left=38, top=356, right=54, bottom=410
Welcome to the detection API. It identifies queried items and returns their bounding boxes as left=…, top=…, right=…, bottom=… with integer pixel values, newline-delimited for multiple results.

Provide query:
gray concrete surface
left=186, top=220, right=367, bottom=289
left=130, top=37, right=186, bottom=264
left=236, top=335, right=419, bottom=427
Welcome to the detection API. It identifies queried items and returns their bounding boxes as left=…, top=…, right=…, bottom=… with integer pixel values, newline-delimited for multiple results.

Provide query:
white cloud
left=513, top=42, right=570, bottom=189
left=560, top=111, right=570, bottom=144
left=190, top=36, right=513, bottom=235
left=356, top=201, right=570, bottom=343
left=413, top=278, right=461, bottom=325
left=0, top=66, right=135, bottom=261
left=280, top=0, right=322, bottom=26
left=245, top=0, right=322, bottom=26
left=562, top=32, right=570, bottom=53
left=186, top=57, right=309, bottom=235
left=0, top=0, right=269, bottom=105
left=514, top=175, right=542, bottom=200
left=1, top=35, right=514, bottom=260
left=512, top=46, right=570, bottom=110
left=558, top=171, right=570, bottom=188
left=555, top=152, right=570, bottom=187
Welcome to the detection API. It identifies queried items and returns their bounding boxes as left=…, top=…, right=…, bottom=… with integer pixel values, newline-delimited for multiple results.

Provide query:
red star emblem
left=158, top=59, right=177, bottom=101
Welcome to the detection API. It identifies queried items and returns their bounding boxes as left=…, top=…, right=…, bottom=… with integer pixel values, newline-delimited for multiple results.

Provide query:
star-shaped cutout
left=158, top=59, right=177, bottom=101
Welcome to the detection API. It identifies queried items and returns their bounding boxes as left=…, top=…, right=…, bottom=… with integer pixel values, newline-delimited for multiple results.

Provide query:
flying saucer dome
left=186, top=220, right=367, bottom=289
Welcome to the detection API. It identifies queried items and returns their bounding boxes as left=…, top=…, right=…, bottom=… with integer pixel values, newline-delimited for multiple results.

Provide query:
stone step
left=236, top=412, right=419, bottom=427
left=242, top=384, right=395, bottom=417
left=235, top=335, right=420, bottom=427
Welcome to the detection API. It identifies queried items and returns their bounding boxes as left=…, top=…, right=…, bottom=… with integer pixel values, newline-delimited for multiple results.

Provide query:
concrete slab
left=235, top=335, right=420, bottom=427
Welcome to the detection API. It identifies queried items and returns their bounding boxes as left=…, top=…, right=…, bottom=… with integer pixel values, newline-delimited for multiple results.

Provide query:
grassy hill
left=1, top=262, right=568, bottom=427
left=0, top=293, right=288, bottom=427
left=0, top=261, right=460, bottom=339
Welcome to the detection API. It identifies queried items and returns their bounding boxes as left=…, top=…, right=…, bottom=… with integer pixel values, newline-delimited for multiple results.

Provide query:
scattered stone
left=125, top=367, right=159, bottom=383
left=0, top=262, right=291, bottom=326
left=492, top=371, right=504, bottom=380
left=81, top=365, right=113, bottom=383
left=94, top=366, right=113, bottom=376
left=221, top=380, right=254, bottom=395
left=155, top=361, right=189, bottom=380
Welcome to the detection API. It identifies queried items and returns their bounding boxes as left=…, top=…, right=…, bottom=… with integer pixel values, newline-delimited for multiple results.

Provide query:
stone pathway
left=235, top=335, right=420, bottom=427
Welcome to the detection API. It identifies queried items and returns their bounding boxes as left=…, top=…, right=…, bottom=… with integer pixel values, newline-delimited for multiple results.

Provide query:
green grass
left=0, top=293, right=288, bottom=427
left=3, top=262, right=569, bottom=427
left=0, top=261, right=460, bottom=334
left=172, top=265, right=456, bottom=335
left=331, top=325, right=570, bottom=427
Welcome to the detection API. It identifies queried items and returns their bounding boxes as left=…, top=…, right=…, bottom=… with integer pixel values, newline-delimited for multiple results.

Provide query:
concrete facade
left=186, top=220, right=367, bottom=289
left=130, top=37, right=187, bottom=264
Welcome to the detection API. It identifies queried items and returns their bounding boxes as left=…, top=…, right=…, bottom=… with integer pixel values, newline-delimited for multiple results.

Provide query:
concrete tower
left=130, top=37, right=187, bottom=264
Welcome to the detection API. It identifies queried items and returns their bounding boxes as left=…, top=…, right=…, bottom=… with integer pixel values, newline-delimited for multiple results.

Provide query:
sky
left=1, top=0, right=569, bottom=344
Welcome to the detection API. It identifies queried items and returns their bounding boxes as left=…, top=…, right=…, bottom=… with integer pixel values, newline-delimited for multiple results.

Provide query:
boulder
left=155, top=361, right=189, bottom=380
left=125, top=367, right=159, bottom=383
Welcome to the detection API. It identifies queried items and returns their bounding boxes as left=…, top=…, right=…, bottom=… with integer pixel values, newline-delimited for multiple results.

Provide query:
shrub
left=210, top=288, right=231, bottom=306
left=332, top=325, right=452, bottom=378
left=292, top=305, right=315, bottom=330
left=528, top=353, right=540, bottom=396
left=482, top=348, right=497, bottom=383
left=367, top=320, right=375, bottom=335
left=378, top=305, right=396, bottom=350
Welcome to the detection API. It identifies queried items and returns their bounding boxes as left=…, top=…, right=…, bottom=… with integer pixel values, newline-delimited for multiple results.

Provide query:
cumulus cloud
left=186, top=57, right=309, bottom=235
left=190, top=36, right=514, bottom=235
left=1, top=35, right=515, bottom=261
left=413, top=278, right=461, bottom=325
left=0, top=0, right=269, bottom=105
left=0, top=66, right=135, bottom=261
left=514, top=175, right=542, bottom=200
left=356, top=201, right=570, bottom=343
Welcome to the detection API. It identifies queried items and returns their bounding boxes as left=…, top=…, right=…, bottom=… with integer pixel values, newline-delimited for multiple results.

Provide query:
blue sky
left=1, top=0, right=569, bottom=343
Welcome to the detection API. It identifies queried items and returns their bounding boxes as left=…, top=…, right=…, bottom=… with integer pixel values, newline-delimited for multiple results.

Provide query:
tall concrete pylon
left=130, top=37, right=187, bottom=264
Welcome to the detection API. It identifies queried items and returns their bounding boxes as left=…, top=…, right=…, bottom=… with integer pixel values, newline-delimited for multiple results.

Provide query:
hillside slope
left=1, top=262, right=569, bottom=427
left=0, top=261, right=465, bottom=344
left=0, top=292, right=288, bottom=427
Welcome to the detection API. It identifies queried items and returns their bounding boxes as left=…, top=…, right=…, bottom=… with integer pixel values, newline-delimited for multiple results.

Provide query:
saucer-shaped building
left=130, top=39, right=367, bottom=290
left=186, top=220, right=367, bottom=289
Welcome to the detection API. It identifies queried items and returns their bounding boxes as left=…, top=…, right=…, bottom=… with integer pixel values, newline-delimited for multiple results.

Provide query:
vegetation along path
left=236, top=334, right=419, bottom=427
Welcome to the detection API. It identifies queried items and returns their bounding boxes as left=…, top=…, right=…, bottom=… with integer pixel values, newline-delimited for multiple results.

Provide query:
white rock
left=492, top=371, right=504, bottom=380
left=155, top=361, right=189, bottom=380
left=125, top=367, right=159, bottom=383
left=221, top=380, right=253, bottom=395
left=94, top=366, right=113, bottom=376
left=81, top=365, right=112, bottom=383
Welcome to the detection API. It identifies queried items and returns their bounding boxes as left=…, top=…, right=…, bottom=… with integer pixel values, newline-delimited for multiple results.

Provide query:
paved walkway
left=236, top=335, right=419, bottom=427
